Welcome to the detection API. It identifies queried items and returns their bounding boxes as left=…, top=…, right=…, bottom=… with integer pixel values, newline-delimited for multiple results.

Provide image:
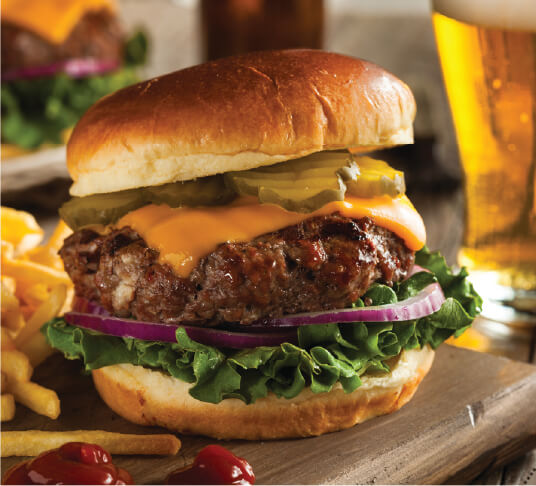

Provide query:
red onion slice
left=408, top=264, right=426, bottom=277
left=63, top=312, right=298, bottom=349
left=2, top=58, right=120, bottom=81
left=73, top=298, right=110, bottom=316
left=63, top=58, right=119, bottom=78
left=247, top=281, right=445, bottom=328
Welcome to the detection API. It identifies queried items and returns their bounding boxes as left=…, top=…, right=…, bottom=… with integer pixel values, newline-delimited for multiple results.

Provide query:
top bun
left=67, top=49, right=416, bottom=197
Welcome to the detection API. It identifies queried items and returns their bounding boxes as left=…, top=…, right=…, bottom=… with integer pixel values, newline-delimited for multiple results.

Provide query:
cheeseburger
left=45, top=50, right=481, bottom=439
left=1, top=0, right=146, bottom=153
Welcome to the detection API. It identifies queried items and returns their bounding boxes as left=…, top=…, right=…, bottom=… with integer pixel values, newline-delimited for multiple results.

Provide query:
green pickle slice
left=60, top=151, right=406, bottom=230
left=225, top=151, right=405, bottom=213
left=225, top=151, right=356, bottom=213
left=60, top=176, right=234, bottom=230
left=59, top=189, right=145, bottom=231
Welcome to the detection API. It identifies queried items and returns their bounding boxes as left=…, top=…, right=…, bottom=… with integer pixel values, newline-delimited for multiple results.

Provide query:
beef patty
left=60, top=214, right=415, bottom=326
left=2, top=10, right=123, bottom=72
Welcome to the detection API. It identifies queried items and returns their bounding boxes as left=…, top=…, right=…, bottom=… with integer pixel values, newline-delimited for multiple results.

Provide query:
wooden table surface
left=2, top=1, right=535, bottom=483
left=2, top=346, right=535, bottom=484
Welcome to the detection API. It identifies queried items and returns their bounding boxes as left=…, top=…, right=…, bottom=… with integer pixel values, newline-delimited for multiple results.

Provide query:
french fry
left=25, top=247, right=64, bottom=272
left=2, top=259, right=71, bottom=287
left=1, top=327, right=16, bottom=351
left=1, top=283, right=25, bottom=333
left=1, top=430, right=181, bottom=457
left=1, top=350, right=33, bottom=383
left=1, top=209, right=74, bottom=424
left=1, top=281, right=20, bottom=312
left=1, top=275, right=16, bottom=294
left=1, top=394, right=16, bottom=422
left=8, top=381, right=60, bottom=419
left=1, top=308, right=25, bottom=333
left=61, top=286, right=74, bottom=315
left=19, top=304, right=38, bottom=322
left=1, top=207, right=43, bottom=255
left=45, top=220, right=73, bottom=253
left=1, top=240, right=15, bottom=261
left=19, top=283, right=50, bottom=308
left=18, top=332, right=55, bottom=367
left=15, top=285, right=66, bottom=347
left=1, top=371, right=8, bottom=392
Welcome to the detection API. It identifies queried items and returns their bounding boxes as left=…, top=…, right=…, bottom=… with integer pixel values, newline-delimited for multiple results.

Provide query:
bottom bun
left=92, top=345, right=434, bottom=440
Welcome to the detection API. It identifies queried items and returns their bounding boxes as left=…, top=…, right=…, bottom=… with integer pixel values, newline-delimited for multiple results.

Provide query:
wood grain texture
left=2, top=345, right=535, bottom=484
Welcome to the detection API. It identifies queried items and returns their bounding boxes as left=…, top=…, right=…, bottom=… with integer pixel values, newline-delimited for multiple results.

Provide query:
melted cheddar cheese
left=118, top=195, right=426, bottom=278
left=2, top=0, right=116, bottom=44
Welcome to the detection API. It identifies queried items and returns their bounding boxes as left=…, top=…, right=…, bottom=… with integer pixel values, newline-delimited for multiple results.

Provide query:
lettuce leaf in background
left=43, top=247, right=481, bottom=405
left=123, top=31, right=148, bottom=67
left=1, top=31, right=147, bottom=149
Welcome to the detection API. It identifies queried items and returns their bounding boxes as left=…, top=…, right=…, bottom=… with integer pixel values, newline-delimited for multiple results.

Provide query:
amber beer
left=201, top=0, right=324, bottom=61
left=432, top=0, right=536, bottom=320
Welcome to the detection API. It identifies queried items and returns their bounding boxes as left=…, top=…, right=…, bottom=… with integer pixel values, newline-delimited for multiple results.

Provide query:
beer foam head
left=433, top=0, right=536, bottom=31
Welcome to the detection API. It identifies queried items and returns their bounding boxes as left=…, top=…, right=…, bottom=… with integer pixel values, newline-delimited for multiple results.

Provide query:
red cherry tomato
left=167, top=445, right=255, bottom=485
left=2, top=442, right=133, bottom=485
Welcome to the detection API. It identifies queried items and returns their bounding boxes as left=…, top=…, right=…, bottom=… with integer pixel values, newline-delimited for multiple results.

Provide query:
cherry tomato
left=166, top=445, right=255, bottom=485
left=2, top=442, right=133, bottom=485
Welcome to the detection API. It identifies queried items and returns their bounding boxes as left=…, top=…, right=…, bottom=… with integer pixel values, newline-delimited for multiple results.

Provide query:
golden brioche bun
left=92, top=345, right=433, bottom=440
left=68, top=49, right=416, bottom=197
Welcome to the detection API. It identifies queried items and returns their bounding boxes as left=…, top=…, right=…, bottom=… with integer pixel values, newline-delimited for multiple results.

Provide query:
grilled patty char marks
left=60, top=214, right=415, bottom=326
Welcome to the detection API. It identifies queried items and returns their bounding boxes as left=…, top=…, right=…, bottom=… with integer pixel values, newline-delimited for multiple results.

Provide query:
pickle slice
left=60, top=152, right=407, bottom=230
left=146, top=176, right=235, bottom=207
left=346, top=157, right=406, bottom=199
left=60, top=175, right=235, bottom=230
left=259, top=184, right=345, bottom=213
left=225, top=151, right=357, bottom=213
left=59, top=189, right=145, bottom=231
left=226, top=151, right=405, bottom=212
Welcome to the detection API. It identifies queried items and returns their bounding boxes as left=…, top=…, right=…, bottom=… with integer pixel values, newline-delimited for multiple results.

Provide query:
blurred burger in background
left=1, top=0, right=147, bottom=156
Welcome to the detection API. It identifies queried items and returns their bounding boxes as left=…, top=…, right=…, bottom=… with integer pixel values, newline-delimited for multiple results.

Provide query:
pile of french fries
left=1, top=207, right=73, bottom=422
left=0, top=208, right=185, bottom=464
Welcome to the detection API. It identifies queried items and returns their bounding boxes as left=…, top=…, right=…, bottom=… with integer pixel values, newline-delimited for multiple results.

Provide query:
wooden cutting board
left=2, top=345, right=536, bottom=484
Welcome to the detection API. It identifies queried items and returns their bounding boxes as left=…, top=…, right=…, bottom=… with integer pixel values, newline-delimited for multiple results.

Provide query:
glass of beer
left=200, top=0, right=324, bottom=61
left=432, top=0, right=536, bottom=324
